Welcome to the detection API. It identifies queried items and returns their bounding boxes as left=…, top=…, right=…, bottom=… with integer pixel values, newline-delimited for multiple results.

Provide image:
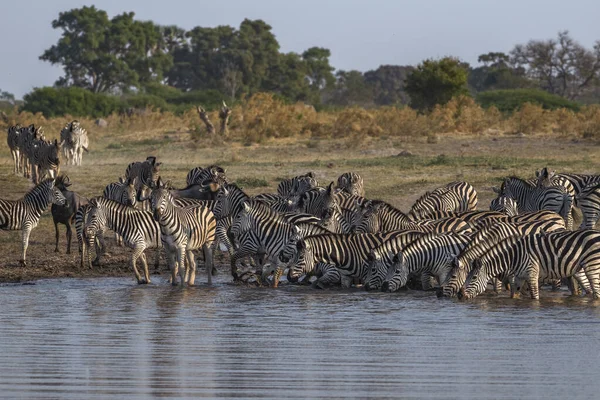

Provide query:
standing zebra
left=103, top=177, right=138, bottom=207
left=408, top=182, right=478, bottom=220
left=149, top=178, right=216, bottom=286
left=125, top=156, right=162, bottom=208
left=85, top=197, right=162, bottom=284
left=186, top=165, right=228, bottom=187
left=439, top=218, right=566, bottom=298
left=0, top=178, right=66, bottom=266
left=7, top=124, right=21, bottom=174
left=60, top=120, right=89, bottom=166
left=461, top=230, right=600, bottom=300
left=296, top=184, right=351, bottom=233
left=336, top=172, right=365, bottom=197
left=29, top=139, right=61, bottom=184
left=493, top=177, right=573, bottom=226
left=381, top=231, right=473, bottom=292
left=74, top=203, right=104, bottom=269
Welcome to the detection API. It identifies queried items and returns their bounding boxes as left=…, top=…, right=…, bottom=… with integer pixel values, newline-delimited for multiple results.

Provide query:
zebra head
left=125, top=177, right=139, bottom=207
left=279, top=236, right=308, bottom=283
left=229, top=200, right=254, bottom=239
left=85, top=198, right=105, bottom=243
left=459, top=259, right=488, bottom=300
left=149, top=177, right=172, bottom=222
left=381, top=251, right=408, bottom=293
left=535, top=167, right=556, bottom=187
left=490, top=192, right=519, bottom=216
left=354, top=200, right=380, bottom=233
left=44, top=179, right=66, bottom=207
left=364, top=248, right=392, bottom=291
left=439, top=255, right=468, bottom=298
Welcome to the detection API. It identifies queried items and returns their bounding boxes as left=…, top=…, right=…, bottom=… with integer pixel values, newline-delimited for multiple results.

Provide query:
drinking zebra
left=408, top=182, right=478, bottom=220
left=336, top=172, right=365, bottom=197
left=381, top=231, right=473, bottom=292
left=353, top=200, right=421, bottom=233
left=296, top=184, right=351, bottom=233
left=148, top=178, right=216, bottom=286
left=0, top=178, right=66, bottom=266
left=461, top=230, right=600, bottom=300
left=85, top=197, right=162, bottom=284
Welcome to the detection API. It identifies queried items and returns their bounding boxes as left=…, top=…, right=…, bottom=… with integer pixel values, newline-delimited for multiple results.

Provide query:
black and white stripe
left=60, top=120, right=89, bottom=166
left=0, top=179, right=66, bottom=266
left=7, top=124, right=21, bottom=175
left=408, top=182, right=478, bottom=220
left=336, top=172, right=365, bottom=197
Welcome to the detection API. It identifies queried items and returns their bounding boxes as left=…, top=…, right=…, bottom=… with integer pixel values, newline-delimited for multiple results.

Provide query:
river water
left=0, top=275, right=599, bottom=399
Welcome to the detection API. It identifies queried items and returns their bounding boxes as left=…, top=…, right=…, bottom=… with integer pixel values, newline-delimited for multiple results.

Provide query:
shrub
left=22, top=87, right=124, bottom=117
left=477, top=89, right=580, bottom=113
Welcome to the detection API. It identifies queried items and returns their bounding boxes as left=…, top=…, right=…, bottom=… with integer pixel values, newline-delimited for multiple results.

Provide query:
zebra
left=411, top=210, right=506, bottom=226
left=461, top=230, right=600, bottom=300
left=186, top=165, right=228, bottom=188
left=103, top=177, right=138, bottom=207
left=439, top=218, right=567, bottom=298
left=490, top=195, right=519, bottom=216
left=0, top=178, right=66, bottom=266
left=29, top=139, right=61, bottom=184
left=294, top=184, right=352, bottom=233
left=353, top=200, right=422, bottom=233
left=60, top=120, right=89, bottom=166
left=414, top=216, right=473, bottom=234
left=253, top=193, right=296, bottom=212
left=125, top=156, right=162, bottom=207
left=336, top=190, right=366, bottom=232
left=7, top=124, right=21, bottom=174
left=277, top=172, right=318, bottom=198
left=535, top=168, right=600, bottom=196
left=51, top=175, right=88, bottom=254
left=20, top=125, right=45, bottom=180
left=576, top=183, right=600, bottom=229
left=493, top=176, right=573, bottom=227
left=278, top=230, right=408, bottom=289
left=85, top=197, right=162, bottom=284
left=363, top=230, right=427, bottom=291
left=149, top=177, right=216, bottom=286
left=408, top=182, right=478, bottom=220
left=381, top=231, right=473, bottom=292
left=74, top=203, right=104, bottom=269
left=336, top=172, right=365, bottom=197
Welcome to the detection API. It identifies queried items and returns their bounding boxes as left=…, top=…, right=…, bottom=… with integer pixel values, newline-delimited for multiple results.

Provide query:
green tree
left=364, top=65, right=414, bottom=105
left=302, top=47, right=335, bottom=92
left=468, top=52, right=531, bottom=93
left=40, top=6, right=173, bottom=93
left=404, top=57, right=470, bottom=111
left=327, top=70, right=374, bottom=106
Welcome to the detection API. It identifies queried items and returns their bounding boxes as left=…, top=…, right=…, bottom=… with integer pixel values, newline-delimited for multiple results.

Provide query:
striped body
left=16, top=124, right=36, bottom=178
left=495, top=177, right=573, bottom=225
left=354, top=200, right=420, bottom=233
left=125, top=157, right=161, bottom=206
left=415, top=216, right=472, bottom=234
left=0, top=179, right=66, bottom=265
left=440, top=219, right=565, bottom=298
left=408, top=182, right=478, bottom=220
left=85, top=197, right=161, bottom=283
left=337, top=190, right=366, bottom=232
left=150, top=183, right=216, bottom=286
left=103, top=178, right=137, bottom=207
left=382, top=232, right=473, bottom=292
left=414, top=210, right=506, bottom=225
left=574, top=183, right=600, bottom=229
left=186, top=165, right=228, bottom=187
left=277, top=172, right=318, bottom=199
left=364, top=230, right=427, bottom=291
left=336, top=172, right=365, bottom=197
left=29, top=138, right=61, bottom=184
left=462, top=230, right=600, bottom=299
left=60, top=121, right=89, bottom=166
left=75, top=204, right=105, bottom=269
left=490, top=196, right=519, bottom=216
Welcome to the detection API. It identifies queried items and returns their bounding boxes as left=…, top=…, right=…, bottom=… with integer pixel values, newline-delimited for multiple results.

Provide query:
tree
left=511, top=31, right=600, bottom=100
left=468, top=52, right=531, bottom=93
left=302, top=47, right=335, bottom=92
left=327, top=70, right=374, bottom=106
left=404, top=57, right=470, bottom=111
left=364, top=65, right=414, bottom=105
left=0, top=89, right=15, bottom=105
left=40, top=6, right=173, bottom=93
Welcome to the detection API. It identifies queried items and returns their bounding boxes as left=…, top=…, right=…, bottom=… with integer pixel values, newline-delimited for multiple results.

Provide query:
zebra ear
left=155, top=162, right=162, bottom=169
left=339, top=176, right=347, bottom=186
left=326, top=182, right=334, bottom=194
left=119, top=176, right=126, bottom=184
left=242, top=201, right=251, bottom=212
left=156, top=176, right=164, bottom=188
left=89, top=197, right=98, bottom=207
left=296, top=239, right=306, bottom=251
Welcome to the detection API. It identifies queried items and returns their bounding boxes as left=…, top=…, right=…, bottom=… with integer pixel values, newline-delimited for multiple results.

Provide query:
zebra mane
left=90, top=196, right=141, bottom=214
left=24, top=178, right=55, bottom=201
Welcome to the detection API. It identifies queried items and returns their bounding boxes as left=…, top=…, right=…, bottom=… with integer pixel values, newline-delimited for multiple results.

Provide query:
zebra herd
left=2, top=151, right=600, bottom=300
left=6, top=121, right=89, bottom=183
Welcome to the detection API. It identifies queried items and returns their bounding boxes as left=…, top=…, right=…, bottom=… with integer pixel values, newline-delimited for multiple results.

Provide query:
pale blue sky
left=2, top=0, right=599, bottom=98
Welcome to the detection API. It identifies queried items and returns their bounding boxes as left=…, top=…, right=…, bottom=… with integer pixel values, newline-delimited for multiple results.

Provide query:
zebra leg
left=139, top=252, right=151, bottom=284
left=526, top=271, right=540, bottom=300
left=186, top=251, right=196, bottom=286
left=314, top=264, right=341, bottom=289
left=66, top=222, right=72, bottom=255
left=491, top=278, right=503, bottom=293
left=154, top=248, right=161, bottom=271
left=203, top=244, right=214, bottom=286
left=54, top=221, right=60, bottom=253
left=176, top=248, right=186, bottom=286
left=80, top=236, right=87, bottom=269
left=20, top=226, right=32, bottom=267
left=573, top=270, right=591, bottom=295
left=582, top=265, right=600, bottom=299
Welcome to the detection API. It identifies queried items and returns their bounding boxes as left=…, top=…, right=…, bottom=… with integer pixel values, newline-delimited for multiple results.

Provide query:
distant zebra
left=7, top=124, right=21, bottom=174
left=186, top=165, right=228, bottom=187
left=0, top=179, right=66, bottom=266
left=149, top=178, right=216, bottom=286
left=353, top=200, right=421, bottom=233
left=17, top=124, right=40, bottom=179
left=493, top=177, right=573, bottom=226
left=364, top=230, right=427, bottom=291
left=60, top=120, right=89, bottom=166
left=461, top=230, right=600, bottom=300
left=85, top=197, right=162, bottom=284
left=336, top=172, right=365, bottom=197
left=408, top=182, right=478, bottom=220
left=29, top=139, right=61, bottom=184
left=277, top=172, right=318, bottom=198
left=440, top=219, right=566, bottom=298
left=381, top=231, right=473, bottom=292
left=125, top=156, right=162, bottom=207
left=278, top=230, right=405, bottom=289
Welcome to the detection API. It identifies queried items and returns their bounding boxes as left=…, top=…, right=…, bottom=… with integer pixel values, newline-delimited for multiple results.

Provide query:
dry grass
left=2, top=96, right=600, bottom=283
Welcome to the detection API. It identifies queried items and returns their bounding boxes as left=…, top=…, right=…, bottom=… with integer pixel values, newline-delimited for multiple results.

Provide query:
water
left=0, top=275, right=599, bottom=399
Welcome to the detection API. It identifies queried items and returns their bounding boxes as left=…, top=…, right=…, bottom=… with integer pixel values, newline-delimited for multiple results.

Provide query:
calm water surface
left=0, top=275, right=599, bottom=399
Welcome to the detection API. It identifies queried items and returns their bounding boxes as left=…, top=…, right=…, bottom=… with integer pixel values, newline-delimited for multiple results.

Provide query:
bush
left=477, top=89, right=580, bottom=113
left=22, top=87, right=124, bottom=117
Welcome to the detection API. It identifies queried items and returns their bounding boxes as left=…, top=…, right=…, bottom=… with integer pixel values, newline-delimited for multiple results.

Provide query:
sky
left=2, top=0, right=599, bottom=98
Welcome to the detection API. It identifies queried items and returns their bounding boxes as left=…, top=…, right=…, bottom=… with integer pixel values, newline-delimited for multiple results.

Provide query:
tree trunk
left=196, top=106, right=215, bottom=135
left=219, top=103, right=232, bottom=137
